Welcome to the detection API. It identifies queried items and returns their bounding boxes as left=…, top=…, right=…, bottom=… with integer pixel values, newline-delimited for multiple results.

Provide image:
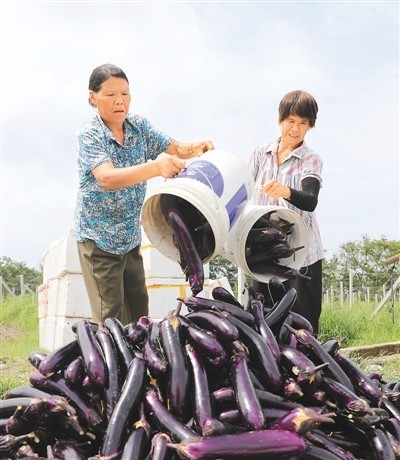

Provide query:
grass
left=0, top=295, right=40, bottom=396
left=319, top=300, right=400, bottom=347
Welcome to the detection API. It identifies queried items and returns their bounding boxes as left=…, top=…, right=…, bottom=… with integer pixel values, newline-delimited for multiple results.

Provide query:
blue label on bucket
left=226, top=184, right=248, bottom=229
left=177, top=160, right=224, bottom=197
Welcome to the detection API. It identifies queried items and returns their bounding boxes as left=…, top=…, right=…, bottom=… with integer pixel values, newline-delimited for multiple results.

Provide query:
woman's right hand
left=156, top=155, right=186, bottom=178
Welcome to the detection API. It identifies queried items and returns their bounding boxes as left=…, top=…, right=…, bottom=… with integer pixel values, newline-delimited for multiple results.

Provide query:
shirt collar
left=267, top=137, right=309, bottom=158
left=95, top=114, right=139, bottom=143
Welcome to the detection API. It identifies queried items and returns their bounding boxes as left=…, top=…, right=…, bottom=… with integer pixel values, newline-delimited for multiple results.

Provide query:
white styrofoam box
left=141, top=229, right=210, bottom=279
left=52, top=317, right=77, bottom=350
left=146, top=277, right=211, bottom=320
left=208, top=277, right=234, bottom=295
left=38, top=282, right=49, bottom=319
left=47, top=274, right=92, bottom=319
left=39, top=316, right=57, bottom=352
left=42, top=229, right=82, bottom=282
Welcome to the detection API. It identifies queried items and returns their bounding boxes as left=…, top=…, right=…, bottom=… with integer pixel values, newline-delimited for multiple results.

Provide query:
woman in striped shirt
left=250, top=90, right=324, bottom=335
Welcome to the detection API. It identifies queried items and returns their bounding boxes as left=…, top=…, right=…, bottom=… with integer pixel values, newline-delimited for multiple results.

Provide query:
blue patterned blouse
left=74, top=114, right=174, bottom=254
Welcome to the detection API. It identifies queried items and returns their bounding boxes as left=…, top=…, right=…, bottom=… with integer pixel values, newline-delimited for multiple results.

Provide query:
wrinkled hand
left=157, top=155, right=186, bottom=178
left=259, top=179, right=291, bottom=199
left=191, top=140, right=214, bottom=157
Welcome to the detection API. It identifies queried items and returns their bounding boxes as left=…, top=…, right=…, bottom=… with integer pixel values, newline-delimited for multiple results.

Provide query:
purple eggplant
left=249, top=259, right=311, bottom=281
left=321, top=376, right=371, bottom=415
left=225, top=314, right=282, bottom=392
left=267, top=276, right=286, bottom=304
left=322, top=337, right=346, bottom=356
left=231, top=352, right=265, bottom=430
left=126, top=320, right=148, bottom=346
left=38, top=340, right=80, bottom=377
left=100, top=354, right=147, bottom=458
left=249, top=299, right=280, bottom=364
left=289, top=311, right=314, bottom=333
left=186, top=309, right=239, bottom=342
left=64, top=356, right=86, bottom=386
left=167, top=208, right=204, bottom=295
left=334, top=352, right=383, bottom=403
left=286, top=324, right=355, bottom=392
left=29, top=370, right=103, bottom=428
left=95, top=325, right=121, bottom=420
left=27, top=351, right=47, bottom=370
left=48, top=440, right=86, bottom=460
left=170, top=429, right=307, bottom=459
left=142, top=320, right=168, bottom=377
left=367, top=427, right=396, bottom=460
left=0, top=398, right=35, bottom=418
left=269, top=406, right=335, bottom=435
left=75, top=319, right=106, bottom=388
left=159, top=309, right=191, bottom=421
left=145, top=432, right=172, bottom=460
left=201, top=417, right=248, bottom=437
left=119, top=424, right=150, bottom=460
left=305, top=430, right=356, bottom=460
left=143, top=386, right=199, bottom=442
left=179, top=295, right=255, bottom=327
left=264, top=288, right=297, bottom=334
left=279, top=343, right=328, bottom=391
left=179, top=315, right=225, bottom=359
left=104, top=317, right=134, bottom=375
left=0, top=432, right=35, bottom=457
left=212, top=286, right=242, bottom=307
left=186, top=344, right=213, bottom=434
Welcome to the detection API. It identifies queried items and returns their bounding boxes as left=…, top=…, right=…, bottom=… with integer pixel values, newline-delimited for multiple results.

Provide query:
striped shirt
left=74, top=114, right=174, bottom=254
left=249, top=138, right=324, bottom=266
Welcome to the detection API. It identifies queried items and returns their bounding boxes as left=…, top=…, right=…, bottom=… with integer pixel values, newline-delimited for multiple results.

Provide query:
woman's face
left=279, top=114, right=310, bottom=148
left=89, top=77, right=131, bottom=127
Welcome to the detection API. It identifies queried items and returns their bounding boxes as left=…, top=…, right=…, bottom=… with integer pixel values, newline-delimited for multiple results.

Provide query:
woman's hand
left=259, top=179, right=291, bottom=200
left=166, top=140, right=214, bottom=159
left=155, top=155, right=186, bottom=178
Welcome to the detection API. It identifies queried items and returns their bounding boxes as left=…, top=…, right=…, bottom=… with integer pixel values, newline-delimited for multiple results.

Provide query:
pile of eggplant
left=245, top=210, right=307, bottom=280
left=1, top=282, right=400, bottom=459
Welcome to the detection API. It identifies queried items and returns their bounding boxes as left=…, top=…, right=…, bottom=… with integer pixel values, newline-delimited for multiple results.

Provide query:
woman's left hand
left=259, top=179, right=291, bottom=199
left=191, top=140, right=215, bottom=156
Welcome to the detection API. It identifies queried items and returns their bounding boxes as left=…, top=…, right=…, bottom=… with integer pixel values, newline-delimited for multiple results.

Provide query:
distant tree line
left=210, top=235, right=400, bottom=299
left=0, top=256, right=42, bottom=295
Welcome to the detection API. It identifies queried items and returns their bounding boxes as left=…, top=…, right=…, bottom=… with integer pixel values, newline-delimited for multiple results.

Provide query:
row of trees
left=0, top=256, right=42, bottom=295
left=209, top=235, right=400, bottom=299
left=1, top=235, right=399, bottom=298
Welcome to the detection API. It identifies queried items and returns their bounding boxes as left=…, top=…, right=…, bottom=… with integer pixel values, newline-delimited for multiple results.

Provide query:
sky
left=1, top=0, right=399, bottom=271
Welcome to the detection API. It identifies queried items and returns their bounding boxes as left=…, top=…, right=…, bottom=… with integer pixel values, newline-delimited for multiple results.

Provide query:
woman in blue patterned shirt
left=74, top=64, right=214, bottom=325
left=250, top=90, right=324, bottom=335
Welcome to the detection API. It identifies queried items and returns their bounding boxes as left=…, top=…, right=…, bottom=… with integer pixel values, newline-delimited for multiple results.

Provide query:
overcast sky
left=1, top=1, right=399, bottom=270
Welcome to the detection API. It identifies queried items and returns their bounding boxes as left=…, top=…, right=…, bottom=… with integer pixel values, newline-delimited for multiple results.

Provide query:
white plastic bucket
left=141, top=149, right=254, bottom=264
left=220, top=204, right=311, bottom=283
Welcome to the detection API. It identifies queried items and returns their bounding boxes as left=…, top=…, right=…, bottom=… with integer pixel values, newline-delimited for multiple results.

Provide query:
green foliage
left=0, top=256, right=42, bottom=294
left=209, top=254, right=239, bottom=294
left=323, top=235, right=400, bottom=295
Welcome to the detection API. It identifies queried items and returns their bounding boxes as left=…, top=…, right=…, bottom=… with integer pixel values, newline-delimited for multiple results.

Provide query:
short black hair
left=88, top=64, right=129, bottom=106
left=278, top=90, right=318, bottom=128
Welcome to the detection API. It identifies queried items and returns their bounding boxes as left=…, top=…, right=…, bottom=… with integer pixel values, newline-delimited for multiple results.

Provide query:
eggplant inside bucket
left=220, top=204, right=311, bottom=283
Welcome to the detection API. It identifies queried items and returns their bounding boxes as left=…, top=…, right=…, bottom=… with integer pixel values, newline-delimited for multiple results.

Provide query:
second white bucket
left=141, top=149, right=254, bottom=265
left=220, top=204, right=311, bottom=283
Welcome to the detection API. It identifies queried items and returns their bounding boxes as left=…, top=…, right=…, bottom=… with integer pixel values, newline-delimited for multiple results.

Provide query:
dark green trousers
left=77, top=240, right=149, bottom=325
